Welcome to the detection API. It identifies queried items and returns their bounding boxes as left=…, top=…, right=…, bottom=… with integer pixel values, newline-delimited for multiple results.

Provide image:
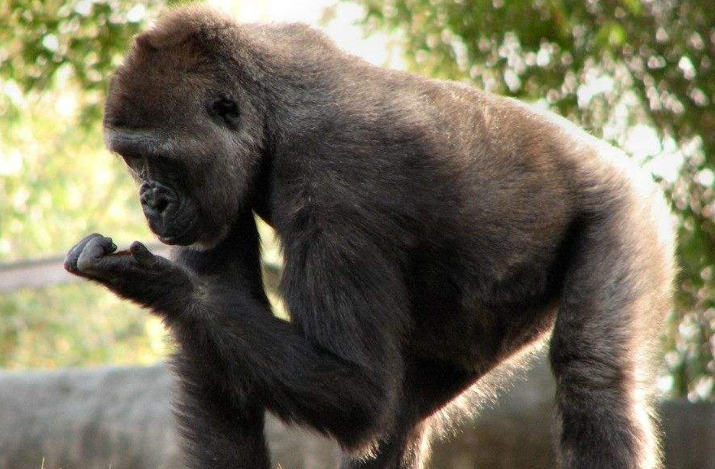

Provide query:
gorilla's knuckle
left=75, top=256, right=95, bottom=273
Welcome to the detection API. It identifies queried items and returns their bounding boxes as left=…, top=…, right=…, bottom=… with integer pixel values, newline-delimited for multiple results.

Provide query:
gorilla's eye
left=121, top=152, right=141, bottom=169
left=209, top=97, right=240, bottom=129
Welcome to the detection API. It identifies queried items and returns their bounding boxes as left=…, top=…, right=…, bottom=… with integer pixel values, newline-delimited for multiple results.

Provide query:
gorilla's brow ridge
left=104, top=128, right=179, bottom=159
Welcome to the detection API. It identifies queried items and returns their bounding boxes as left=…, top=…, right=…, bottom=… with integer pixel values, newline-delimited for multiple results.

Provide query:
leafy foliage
left=0, top=0, right=166, bottom=125
left=0, top=0, right=285, bottom=367
left=0, top=0, right=174, bottom=368
left=350, top=0, right=715, bottom=400
left=0, top=282, right=171, bottom=368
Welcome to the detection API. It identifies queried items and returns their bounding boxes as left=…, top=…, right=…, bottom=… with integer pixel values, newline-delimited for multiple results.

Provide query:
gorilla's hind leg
left=549, top=193, right=674, bottom=469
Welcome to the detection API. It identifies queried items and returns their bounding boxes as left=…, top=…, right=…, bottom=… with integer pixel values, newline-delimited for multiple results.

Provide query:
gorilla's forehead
left=104, top=43, right=218, bottom=124
left=104, top=66, right=208, bottom=131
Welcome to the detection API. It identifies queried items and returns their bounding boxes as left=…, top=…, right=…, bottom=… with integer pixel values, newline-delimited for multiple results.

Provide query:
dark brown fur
left=66, top=5, right=675, bottom=469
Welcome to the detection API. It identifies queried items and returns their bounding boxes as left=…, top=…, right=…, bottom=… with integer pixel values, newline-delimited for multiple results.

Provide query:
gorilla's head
left=103, top=7, right=266, bottom=249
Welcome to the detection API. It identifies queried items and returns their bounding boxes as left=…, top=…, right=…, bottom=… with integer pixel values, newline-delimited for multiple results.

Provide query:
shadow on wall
left=0, top=353, right=713, bottom=469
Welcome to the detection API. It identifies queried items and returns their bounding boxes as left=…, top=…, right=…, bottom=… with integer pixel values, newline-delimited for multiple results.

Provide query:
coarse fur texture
left=65, top=5, right=676, bottom=469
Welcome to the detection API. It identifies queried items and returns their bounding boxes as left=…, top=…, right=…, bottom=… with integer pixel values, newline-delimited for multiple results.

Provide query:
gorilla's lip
left=145, top=203, right=200, bottom=246
left=153, top=220, right=197, bottom=246
left=158, top=235, right=181, bottom=245
left=146, top=200, right=203, bottom=246
left=158, top=229, right=196, bottom=246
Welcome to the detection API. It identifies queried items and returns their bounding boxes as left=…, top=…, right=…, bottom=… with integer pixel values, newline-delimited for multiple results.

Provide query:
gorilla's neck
left=175, top=210, right=266, bottom=294
left=251, top=145, right=275, bottom=228
left=253, top=202, right=273, bottom=228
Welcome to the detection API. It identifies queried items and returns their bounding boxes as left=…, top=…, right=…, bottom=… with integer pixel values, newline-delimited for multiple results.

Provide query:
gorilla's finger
left=64, top=233, right=104, bottom=272
left=76, top=236, right=117, bottom=273
left=130, top=241, right=155, bottom=266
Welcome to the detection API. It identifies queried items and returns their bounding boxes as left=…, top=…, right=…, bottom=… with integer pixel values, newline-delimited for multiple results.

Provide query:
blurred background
left=0, top=0, right=714, bottom=467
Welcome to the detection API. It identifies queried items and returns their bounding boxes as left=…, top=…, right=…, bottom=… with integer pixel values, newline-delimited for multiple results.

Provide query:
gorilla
left=65, top=5, right=675, bottom=469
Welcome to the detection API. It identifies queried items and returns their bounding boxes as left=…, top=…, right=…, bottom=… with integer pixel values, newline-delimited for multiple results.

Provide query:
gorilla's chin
left=158, top=232, right=196, bottom=246
left=186, top=224, right=231, bottom=251
left=155, top=226, right=198, bottom=246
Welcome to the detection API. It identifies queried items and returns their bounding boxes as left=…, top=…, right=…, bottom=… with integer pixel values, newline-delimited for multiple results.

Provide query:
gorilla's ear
left=209, top=96, right=240, bottom=129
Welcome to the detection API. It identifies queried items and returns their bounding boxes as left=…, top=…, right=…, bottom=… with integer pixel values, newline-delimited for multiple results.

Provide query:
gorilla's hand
left=65, top=234, right=169, bottom=279
left=65, top=234, right=193, bottom=310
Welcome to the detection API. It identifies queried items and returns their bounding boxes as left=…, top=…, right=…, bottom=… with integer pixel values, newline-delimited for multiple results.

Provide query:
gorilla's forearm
left=66, top=226, right=399, bottom=451
left=166, top=287, right=395, bottom=450
left=90, top=212, right=403, bottom=451
left=173, top=225, right=403, bottom=449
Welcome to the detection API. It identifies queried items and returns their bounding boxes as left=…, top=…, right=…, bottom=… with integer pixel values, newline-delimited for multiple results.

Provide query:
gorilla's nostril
left=141, top=190, right=170, bottom=213
left=140, top=183, right=175, bottom=214
left=155, top=197, right=169, bottom=213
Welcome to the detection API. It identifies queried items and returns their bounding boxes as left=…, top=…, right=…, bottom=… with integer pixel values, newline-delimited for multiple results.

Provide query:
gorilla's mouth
left=146, top=205, right=200, bottom=246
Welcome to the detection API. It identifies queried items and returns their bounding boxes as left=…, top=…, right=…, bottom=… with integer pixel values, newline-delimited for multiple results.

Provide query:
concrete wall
left=1, top=358, right=713, bottom=469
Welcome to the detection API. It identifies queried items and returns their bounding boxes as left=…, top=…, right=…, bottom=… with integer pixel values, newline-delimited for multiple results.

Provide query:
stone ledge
left=0, top=359, right=712, bottom=469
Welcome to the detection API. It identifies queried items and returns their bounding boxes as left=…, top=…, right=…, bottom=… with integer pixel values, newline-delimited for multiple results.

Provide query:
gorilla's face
left=103, top=34, right=264, bottom=249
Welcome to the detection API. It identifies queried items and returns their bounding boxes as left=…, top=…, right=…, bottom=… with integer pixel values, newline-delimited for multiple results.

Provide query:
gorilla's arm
left=64, top=213, right=404, bottom=450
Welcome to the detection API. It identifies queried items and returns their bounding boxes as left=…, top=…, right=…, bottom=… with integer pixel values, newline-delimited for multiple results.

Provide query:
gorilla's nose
left=140, top=182, right=175, bottom=215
